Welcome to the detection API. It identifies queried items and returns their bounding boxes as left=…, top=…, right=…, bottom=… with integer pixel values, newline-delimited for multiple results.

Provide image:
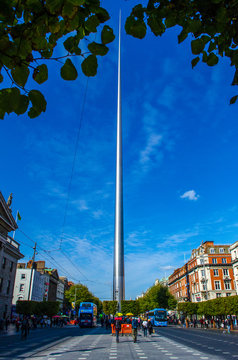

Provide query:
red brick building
left=168, top=241, right=236, bottom=302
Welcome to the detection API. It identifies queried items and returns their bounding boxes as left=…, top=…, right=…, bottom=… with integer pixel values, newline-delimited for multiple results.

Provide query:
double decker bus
left=78, top=302, right=97, bottom=327
left=148, top=308, right=167, bottom=327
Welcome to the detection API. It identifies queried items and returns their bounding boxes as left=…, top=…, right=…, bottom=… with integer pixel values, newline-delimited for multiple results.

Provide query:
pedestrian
left=21, top=316, right=29, bottom=340
left=5, top=317, right=9, bottom=331
left=148, top=319, right=153, bottom=336
left=142, top=319, right=148, bottom=337
left=101, top=317, right=104, bottom=327
left=115, top=319, right=121, bottom=343
left=226, top=317, right=231, bottom=334
left=131, top=317, right=138, bottom=343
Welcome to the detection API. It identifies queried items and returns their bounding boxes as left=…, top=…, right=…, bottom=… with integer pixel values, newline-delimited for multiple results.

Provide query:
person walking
left=148, top=319, right=153, bottom=336
left=227, top=317, right=231, bottom=334
left=21, top=316, right=29, bottom=340
left=115, top=319, right=121, bottom=343
left=131, top=317, right=138, bottom=343
left=142, top=319, right=148, bottom=337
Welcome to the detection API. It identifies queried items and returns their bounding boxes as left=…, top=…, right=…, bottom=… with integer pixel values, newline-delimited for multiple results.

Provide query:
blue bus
left=148, top=308, right=167, bottom=327
left=78, top=302, right=97, bottom=327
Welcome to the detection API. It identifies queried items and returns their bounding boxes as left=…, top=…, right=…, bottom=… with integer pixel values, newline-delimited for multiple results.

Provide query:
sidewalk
left=0, top=323, right=73, bottom=337
left=171, top=324, right=238, bottom=336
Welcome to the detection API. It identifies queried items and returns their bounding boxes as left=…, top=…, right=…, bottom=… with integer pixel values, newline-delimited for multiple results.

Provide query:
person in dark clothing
left=115, top=319, right=121, bottom=343
left=131, top=318, right=138, bottom=343
left=101, top=317, right=104, bottom=327
left=21, top=317, right=29, bottom=340
left=148, top=319, right=153, bottom=336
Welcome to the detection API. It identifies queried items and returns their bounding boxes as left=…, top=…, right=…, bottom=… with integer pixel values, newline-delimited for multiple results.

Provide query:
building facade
left=169, top=241, right=236, bottom=302
left=230, top=241, right=238, bottom=294
left=0, top=192, right=24, bottom=318
left=12, top=267, right=44, bottom=304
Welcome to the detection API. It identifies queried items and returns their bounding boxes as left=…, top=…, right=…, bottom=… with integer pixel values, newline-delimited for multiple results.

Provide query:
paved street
left=0, top=325, right=238, bottom=360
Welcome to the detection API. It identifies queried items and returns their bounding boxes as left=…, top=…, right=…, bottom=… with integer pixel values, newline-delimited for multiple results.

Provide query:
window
left=212, top=258, right=217, bottom=264
left=219, top=248, right=225, bottom=253
left=222, top=258, right=227, bottom=264
left=2, top=257, right=6, bottom=269
left=0, top=278, right=3, bottom=292
left=216, top=293, right=221, bottom=298
left=200, top=259, right=204, bottom=264
left=223, top=269, right=229, bottom=276
left=6, top=280, right=10, bottom=294
left=215, top=281, right=220, bottom=290
left=21, top=274, right=26, bottom=279
left=210, top=248, right=215, bottom=254
left=213, top=269, right=219, bottom=276
left=10, top=261, right=13, bottom=272
left=203, top=284, right=206, bottom=291
left=201, top=270, right=205, bottom=276
left=225, top=282, right=231, bottom=290
left=19, top=284, right=24, bottom=292
left=226, top=293, right=231, bottom=297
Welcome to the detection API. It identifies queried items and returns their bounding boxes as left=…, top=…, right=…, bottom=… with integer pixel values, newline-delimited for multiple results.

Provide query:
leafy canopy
left=0, top=0, right=115, bottom=119
left=126, top=0, right=238, bottom=104
left=1, top=0, right=237, bottom=120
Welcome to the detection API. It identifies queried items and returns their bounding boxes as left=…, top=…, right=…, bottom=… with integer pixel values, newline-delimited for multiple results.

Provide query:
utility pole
left=28, top=242, right=37, bottom=301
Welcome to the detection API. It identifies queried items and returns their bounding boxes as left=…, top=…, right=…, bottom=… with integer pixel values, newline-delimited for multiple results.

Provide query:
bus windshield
left=155, top=310, right=167, bottom=321
left=81, top=304, right=92, bottom=309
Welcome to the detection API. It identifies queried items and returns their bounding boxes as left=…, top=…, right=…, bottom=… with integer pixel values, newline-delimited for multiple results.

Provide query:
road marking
left=200, top=358, right=209, bottom=359
left=169, top=357, right=178, bottom=359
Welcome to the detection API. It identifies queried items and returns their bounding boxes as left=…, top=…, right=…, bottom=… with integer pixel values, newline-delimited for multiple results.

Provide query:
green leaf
left=178, top=29, right=188, bottom=44
left=60, top=58, right=78, bottom=80
left=81, top=55, right=98, bottom=77
left=208, top=41, right=217, bottom=53
left=62, top=2, right=78, bottom=18
left=230, top=95, right=238, bottom=104
left=191, top=57, right=200, bottom=69
left=85, top=15, right=100, bottom=33
left=147, top=15, right=165, bottom=37
left=28, top=90, right=47, bottom=113
left=14, top=95, right=29, bottom=115
left=46, top=0, right=64, bottom=14
left=191, top=39, right=205, bottom=55
left=11, top=65, right=30, bottom=87
left=63, top=36, right=81, bottom=54
left=125, top=16, right=146, bottom=39
left=101, top=25, right=115, bottom=44
left=95, top=7, right=110, bottom=23
left=232, top=70, right=238, bottom=86
left=33, top=64, right=48, bottom=84
left=88, top=42, right=108, bottom=56
left=207, top=53, right=219, bottom=66
left=68, top=0, right=85, bottom=5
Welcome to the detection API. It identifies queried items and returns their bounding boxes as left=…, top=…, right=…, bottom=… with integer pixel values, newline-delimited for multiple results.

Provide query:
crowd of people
left=100, top=316, right=154, bottom=343
left=0, top=315, right=69, bottom=339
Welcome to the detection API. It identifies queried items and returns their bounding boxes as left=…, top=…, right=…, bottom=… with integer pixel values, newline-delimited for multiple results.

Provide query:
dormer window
left=219, top=248, right=225, bottom=254
left=210, top=248, right=215, bottom=254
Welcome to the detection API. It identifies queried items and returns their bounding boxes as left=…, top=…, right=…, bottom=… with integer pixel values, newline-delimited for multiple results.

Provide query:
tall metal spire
left=113, top=10, right=125, bottom=310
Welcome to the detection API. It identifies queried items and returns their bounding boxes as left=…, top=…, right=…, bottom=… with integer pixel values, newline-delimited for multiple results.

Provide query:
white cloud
left=139, top=133, right=162, bottom=166
left=180, top=190, right=200, bottom=201
left=77, top=200, right=89, bottom=211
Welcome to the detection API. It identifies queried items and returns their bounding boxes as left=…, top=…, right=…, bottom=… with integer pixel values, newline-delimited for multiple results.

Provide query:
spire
left=113, top=10, right=125, bottom=310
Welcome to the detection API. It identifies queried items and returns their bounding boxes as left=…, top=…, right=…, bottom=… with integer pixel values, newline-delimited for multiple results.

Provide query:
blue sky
left=1, top=0, right=238, bottom=300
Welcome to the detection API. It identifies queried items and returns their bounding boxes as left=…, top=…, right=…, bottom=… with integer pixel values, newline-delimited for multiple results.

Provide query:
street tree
left=64, top=283, right=102, bottom=311
left=138, top=283, right=177, bottom=312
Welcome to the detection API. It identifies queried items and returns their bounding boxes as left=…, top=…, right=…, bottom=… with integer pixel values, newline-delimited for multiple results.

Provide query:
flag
left=17, top=211, right=21, bottom=221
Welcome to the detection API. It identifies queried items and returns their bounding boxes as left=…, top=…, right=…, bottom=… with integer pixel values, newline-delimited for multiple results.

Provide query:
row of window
left=0, top=277, right=11, bottom=294
left=216, top=293, right=231, bottom=298
left=210, top=248, right=226, bottom=254
left=200, top=258, right=227, bottom=264
left=201, top=269, right=230, bottom=276
left=2, top=257, right=14, bottom=271
left=214, top=280, right=231, bottom=290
